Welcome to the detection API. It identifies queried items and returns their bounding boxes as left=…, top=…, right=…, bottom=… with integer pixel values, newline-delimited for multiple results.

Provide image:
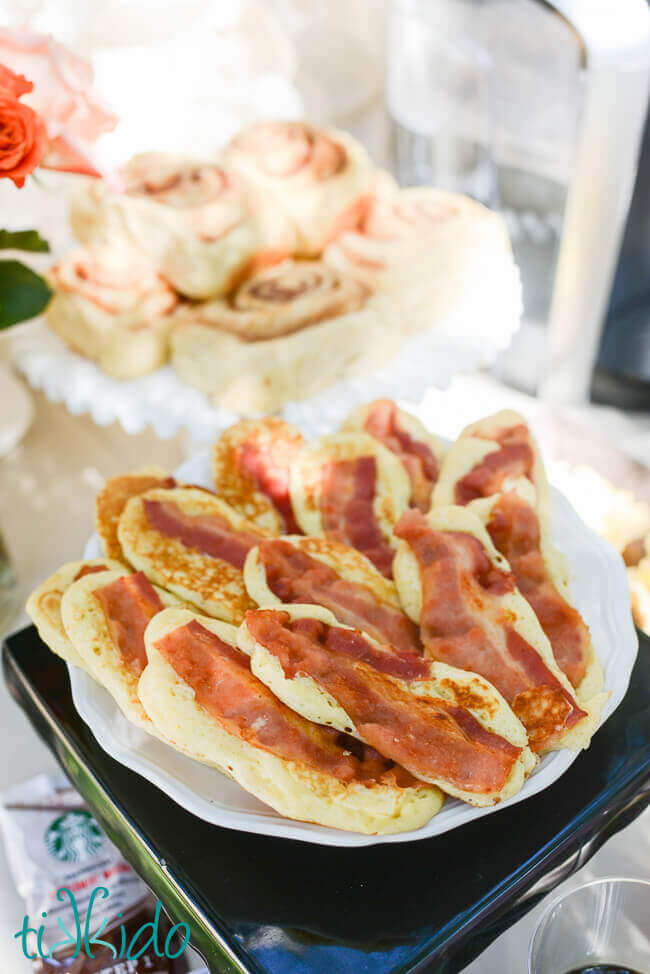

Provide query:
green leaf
left=0, top=229, right=50, bottom=253
left=0, top=260, right=52, bottom=329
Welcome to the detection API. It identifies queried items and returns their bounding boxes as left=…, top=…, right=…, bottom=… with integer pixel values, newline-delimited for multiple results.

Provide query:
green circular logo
left=45, top=810, right=104, bottom=864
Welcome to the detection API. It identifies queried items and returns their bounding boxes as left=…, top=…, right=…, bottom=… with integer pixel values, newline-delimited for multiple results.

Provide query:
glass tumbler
left=386, top=0, right=493, bottom=200
left=528, top=877, right=650, bottom=974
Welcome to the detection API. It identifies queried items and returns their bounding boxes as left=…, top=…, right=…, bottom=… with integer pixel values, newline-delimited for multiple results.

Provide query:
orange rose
left=0, top=93, right=46, bottom=187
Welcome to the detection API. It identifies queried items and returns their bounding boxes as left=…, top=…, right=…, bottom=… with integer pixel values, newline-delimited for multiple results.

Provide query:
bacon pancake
left=60, top=568, right=178, bottom=730
left=211, top=418, right=304, bottom=534
left=96, top=467, right=178, bottom=562
left=118, top=486, right=272, bottom=623
left=480, top=490, right=603, bottom=699
left=432, top=411, right=602, bottom=700
left=433, top=410, right=548, bottom=509
left=26, top=558, right=125, bottom=671
left=289, top=433, right=410, bottom=579
left=244, top=535, right=421, bottom=656
left=393, top=505, right=602, bottom=752
left=342, top=399, right=445, bottom=513
left=239, top=603, right=535, bottom=806
left=140, top=608, right=443, bottom=834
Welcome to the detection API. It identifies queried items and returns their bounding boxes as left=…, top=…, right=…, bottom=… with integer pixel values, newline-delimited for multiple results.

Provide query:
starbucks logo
left=45, top=811, right=104, bottom=864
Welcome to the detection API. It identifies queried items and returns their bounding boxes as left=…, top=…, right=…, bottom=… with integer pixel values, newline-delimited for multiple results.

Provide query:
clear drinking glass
left=528, top=877, right=650, bottom=974
left=386, top=0, right=585, bottom=333
left=386, top=0, right=493, bottom=200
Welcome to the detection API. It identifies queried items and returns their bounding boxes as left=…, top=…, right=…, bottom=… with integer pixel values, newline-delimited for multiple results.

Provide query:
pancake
left=238, top=603, right=536, bottom=806
left=433, top=410, right=549, bottom=511
left=211, top=418, right=304, bottom=534
left=392, top=504, right=604, bottom=753
left=140, top=607, right=443, bottom=834
left=432, top=411, right=602, bottom=701
left=26, top=558, right=125, bottom=671
left=118, top=486, right=272, bottom=623
left=289, top=433, right=410, bottom=579
left=60, top=568, right=179, bottom=731
left=342, top=399, right=445, bottom=512
left=472, top=489, right=603, bottom=702
left=244, top=535, right=422, bottom=656
left=96, top=467, right=177, bottom=561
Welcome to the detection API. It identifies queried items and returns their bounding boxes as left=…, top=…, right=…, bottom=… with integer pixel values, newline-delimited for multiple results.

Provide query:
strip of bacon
left=320, top=456, right=395, bottom=578
left=73, top=563, right=109, bottom=581
left=155, top=619, right=416, bottom=787
left=363, top=399, right=438, bottom=512
left=257, top=539, right=421, bottom=655
left=394, top=509, right=587, bottom=751
left=487, top=490, right=591, bottom=689
left=455, top=423, right=535, bottom=505
left=144, top=499, right=262, bottom=570
left=246, top=609, right=524, bottom=795
left=94, top=572, right=163, bottom=674
left=236, top=438, right=301, bottom=533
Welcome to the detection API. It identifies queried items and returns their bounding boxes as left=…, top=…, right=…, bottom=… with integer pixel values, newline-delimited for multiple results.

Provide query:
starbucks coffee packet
left=0, top=774, right=190, bottom=973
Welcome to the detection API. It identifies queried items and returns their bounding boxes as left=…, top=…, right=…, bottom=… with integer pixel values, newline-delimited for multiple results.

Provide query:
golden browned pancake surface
left=118, top=486, right=272, bottom=623
left=96, top=466, right=176, bottom=561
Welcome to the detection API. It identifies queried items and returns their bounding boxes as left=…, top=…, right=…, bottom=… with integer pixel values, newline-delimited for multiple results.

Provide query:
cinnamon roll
left=324, top=187, right=521, bottom=337
left=46, top=248, right=179, bottom=380
left=70, top=152, right=294, bottom=299
left=171, top=259, right=399, bottom=414
left=189, top=259, right=368, bottom=341
left=222, top=121, right=394, bottom=257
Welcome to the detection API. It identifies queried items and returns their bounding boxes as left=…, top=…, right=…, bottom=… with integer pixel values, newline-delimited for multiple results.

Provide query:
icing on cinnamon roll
left=46, top=248, right=179, bottom=380
left=223, top=122, right=394, bottom=257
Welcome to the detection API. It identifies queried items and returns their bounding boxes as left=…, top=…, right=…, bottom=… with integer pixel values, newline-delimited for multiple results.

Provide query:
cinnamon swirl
left=187, top=260, right=368, bottom=342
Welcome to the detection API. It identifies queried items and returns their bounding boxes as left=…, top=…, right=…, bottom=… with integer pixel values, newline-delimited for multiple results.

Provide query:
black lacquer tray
left=4, top=625, right=650, bottom=974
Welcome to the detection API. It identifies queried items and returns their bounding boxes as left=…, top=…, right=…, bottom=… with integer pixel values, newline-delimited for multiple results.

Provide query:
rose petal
left=0, top=64, right=33, bottom=99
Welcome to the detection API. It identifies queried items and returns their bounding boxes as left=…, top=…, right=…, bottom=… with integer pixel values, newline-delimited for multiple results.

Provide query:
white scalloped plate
left=70, top=446, right=638, bottom=847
